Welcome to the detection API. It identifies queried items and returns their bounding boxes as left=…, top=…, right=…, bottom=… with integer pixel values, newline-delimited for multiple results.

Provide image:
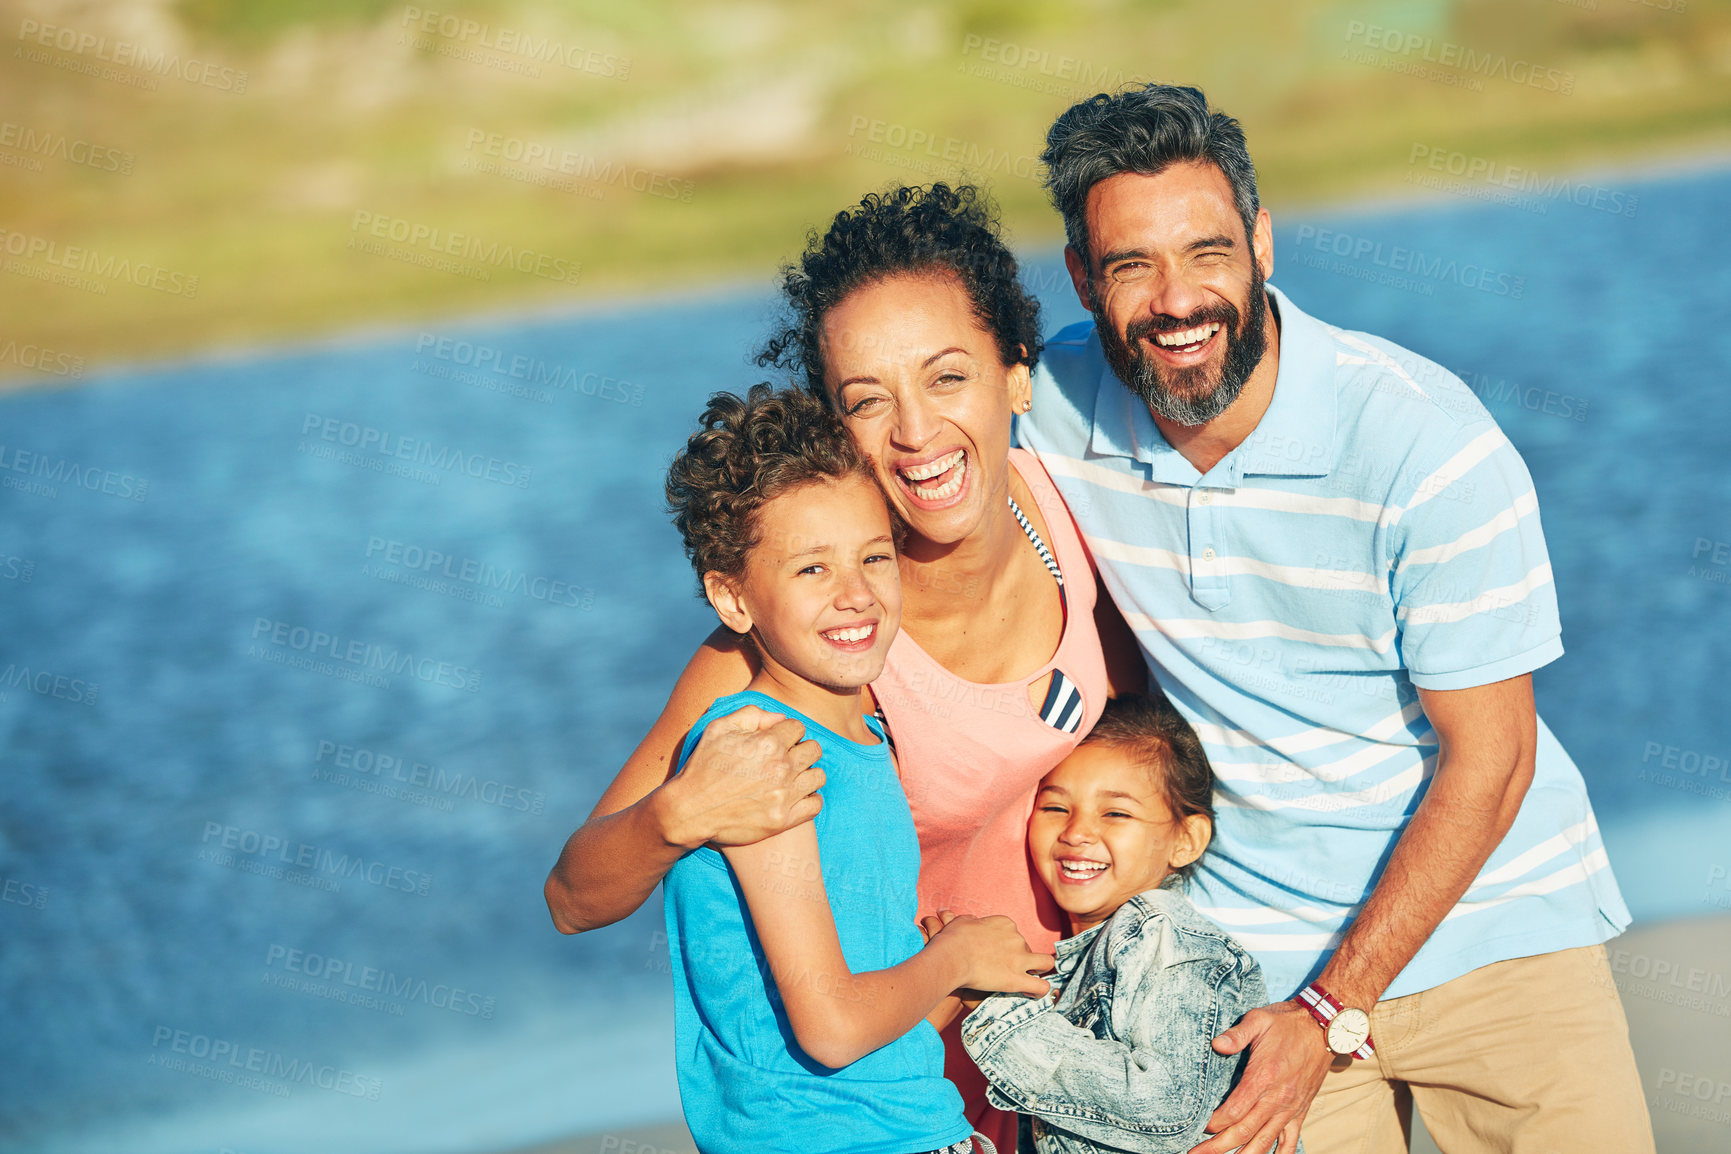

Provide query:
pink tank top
left=872, top=448, right=1111, bottom=958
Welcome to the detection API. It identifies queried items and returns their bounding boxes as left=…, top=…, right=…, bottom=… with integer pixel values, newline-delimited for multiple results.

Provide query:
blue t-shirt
left=662, top=690, right=971, bottom=1154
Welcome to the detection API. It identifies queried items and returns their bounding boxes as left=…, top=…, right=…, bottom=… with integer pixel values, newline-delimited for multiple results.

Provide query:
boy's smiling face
left=705, top=474, right=902, bottom=697
left=1029, top=743, right=1211, bottom=935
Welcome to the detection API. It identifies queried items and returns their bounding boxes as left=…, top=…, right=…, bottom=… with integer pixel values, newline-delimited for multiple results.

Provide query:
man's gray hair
left=1042, top=84, right=1260, bottom=269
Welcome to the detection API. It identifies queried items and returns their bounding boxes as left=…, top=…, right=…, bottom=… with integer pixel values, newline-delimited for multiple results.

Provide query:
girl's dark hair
left=757, top=183, right=1044, bottom=398
left=665, top=383, right=880, bottom=592
left=1082, top=692, right=1216, bottom=879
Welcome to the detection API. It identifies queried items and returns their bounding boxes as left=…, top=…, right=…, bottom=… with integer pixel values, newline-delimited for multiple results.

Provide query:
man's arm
left=1191, top=674, right=1538, bottom=1154
left=543, top=628, right=823, bottom=934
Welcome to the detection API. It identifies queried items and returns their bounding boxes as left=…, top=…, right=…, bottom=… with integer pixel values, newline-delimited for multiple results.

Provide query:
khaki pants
left=1300, top=944, right=1654, bottom=1154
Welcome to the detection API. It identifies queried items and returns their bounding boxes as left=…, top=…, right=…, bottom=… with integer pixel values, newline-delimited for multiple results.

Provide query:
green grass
left=3, top=0, right=1729, bottom=384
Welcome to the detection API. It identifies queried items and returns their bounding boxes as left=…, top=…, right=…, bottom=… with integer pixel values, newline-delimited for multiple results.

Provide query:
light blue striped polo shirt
left=1019, top=284, right=1630, bottom=1000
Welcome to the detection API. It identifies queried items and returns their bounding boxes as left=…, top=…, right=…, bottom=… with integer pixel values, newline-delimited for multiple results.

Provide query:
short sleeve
left=1389, top=422, right=1563, bottom=691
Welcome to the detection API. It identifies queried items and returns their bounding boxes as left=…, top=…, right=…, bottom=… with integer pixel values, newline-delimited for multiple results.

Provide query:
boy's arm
left=725, top=824, right=1051, bottom=1069
left=961, top=944, right=1255, bottom=1152
left=925, top=996, right=966, bottom=1033
left=920, top=912, right=992, bottom=1033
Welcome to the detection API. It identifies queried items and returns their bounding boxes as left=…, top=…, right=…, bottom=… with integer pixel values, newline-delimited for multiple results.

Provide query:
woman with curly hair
left=547, top=184, right=1146, bottom=1151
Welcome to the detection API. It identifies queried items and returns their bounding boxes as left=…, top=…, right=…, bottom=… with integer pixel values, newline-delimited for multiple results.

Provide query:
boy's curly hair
left=666, top=383, right=882, bottom=592
left=1082, top=692, right=1217, bottom=881
left=756, top=183, right=1044, bottom=398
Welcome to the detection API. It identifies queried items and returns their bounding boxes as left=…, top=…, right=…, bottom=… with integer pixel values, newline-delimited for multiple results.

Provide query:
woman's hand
left=546, top=630, right=786, bottom=935
left=659, top=705, right=826, bottom=849
left=929, top=912, right=1054, bottom=998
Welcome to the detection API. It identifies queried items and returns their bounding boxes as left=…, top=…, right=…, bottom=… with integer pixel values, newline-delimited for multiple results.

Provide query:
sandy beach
left=531, top=913, right=1731, bottom=1154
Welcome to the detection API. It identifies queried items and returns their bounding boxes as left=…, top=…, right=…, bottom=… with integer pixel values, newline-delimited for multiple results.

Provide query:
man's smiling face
left=1068, top=161, right=1274, bottom=427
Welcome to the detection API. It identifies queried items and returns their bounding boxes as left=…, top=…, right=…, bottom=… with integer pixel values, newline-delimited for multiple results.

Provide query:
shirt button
left=1202, top=547, right=1216, bottom=561
left=1198, top=491, right=1212, bottom=505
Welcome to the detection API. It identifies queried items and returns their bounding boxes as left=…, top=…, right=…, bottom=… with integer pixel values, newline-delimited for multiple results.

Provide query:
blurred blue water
left=1, top=164, right=1728, bottom=1153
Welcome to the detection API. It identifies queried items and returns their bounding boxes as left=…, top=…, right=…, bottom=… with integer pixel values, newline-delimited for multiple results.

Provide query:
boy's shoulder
left=697, top=689, right=774, bottom=725
left=676, top=690, right=890, bottom=791
left=675, top=690, right=777, bottom=771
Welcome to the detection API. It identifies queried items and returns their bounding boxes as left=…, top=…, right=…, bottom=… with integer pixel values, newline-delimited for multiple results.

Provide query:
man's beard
left=1095, top=266, right=1269, bottom=427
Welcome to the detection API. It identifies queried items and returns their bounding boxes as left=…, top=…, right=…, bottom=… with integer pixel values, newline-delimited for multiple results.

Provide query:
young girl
left=957, top=694, right=1281, bottom=1154
left=660, top=384, right=1052, bottom=1154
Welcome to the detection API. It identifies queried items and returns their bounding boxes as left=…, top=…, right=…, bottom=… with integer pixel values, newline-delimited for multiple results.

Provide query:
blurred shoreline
left=5, top=144, right=1730, bottom=397
left=6, top=0, right=1731, bottom=383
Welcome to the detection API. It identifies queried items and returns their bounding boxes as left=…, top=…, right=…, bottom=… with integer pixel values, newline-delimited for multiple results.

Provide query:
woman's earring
left=1018, top=399, right=1033, bottom=414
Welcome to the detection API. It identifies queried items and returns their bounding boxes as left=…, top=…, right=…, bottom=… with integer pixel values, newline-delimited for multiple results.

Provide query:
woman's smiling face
left=819, top=272, right=1031, bottom=548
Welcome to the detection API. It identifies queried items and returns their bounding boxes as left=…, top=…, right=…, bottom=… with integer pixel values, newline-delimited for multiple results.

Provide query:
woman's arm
left=726, top=822, right=1053, bottom=1069
left=543, top=627, right=825, bottom=934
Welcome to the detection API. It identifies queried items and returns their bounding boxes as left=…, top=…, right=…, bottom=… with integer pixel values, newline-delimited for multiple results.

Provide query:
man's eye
left=798, top=564, right=824, bottom=576
left=1110, top=263, right=1153, bottom=284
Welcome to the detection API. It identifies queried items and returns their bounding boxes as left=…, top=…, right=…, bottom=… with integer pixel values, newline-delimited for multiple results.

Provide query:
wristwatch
left=1297, top=983, right=1375, bottom=1060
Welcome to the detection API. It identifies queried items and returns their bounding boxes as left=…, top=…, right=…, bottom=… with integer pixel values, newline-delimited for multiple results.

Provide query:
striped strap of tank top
left=1008, top=494, right=1063, bottom=585
left=1008, top=494, right=1084, bottom=733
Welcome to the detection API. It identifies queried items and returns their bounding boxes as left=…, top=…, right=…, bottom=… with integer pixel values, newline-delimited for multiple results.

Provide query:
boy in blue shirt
left=661, top=384, right=1052, bottom=1154
left=960, top=694, right=1277, bottom=1154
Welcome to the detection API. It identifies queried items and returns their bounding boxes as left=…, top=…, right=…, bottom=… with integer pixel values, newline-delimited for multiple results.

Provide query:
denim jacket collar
left=1052, top=920, right=1106, bottom=971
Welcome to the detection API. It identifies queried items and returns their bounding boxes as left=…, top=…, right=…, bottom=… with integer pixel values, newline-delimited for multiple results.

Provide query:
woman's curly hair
left=666, top=383, right=881, bottom=593
left=757, top=183, right=1045, bottom=398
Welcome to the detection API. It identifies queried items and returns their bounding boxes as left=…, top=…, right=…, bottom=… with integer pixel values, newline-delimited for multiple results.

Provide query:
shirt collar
left=1086, top=284, right=1337, bottom=484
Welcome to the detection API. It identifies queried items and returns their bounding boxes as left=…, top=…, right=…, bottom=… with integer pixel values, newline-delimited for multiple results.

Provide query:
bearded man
left=1016, top=84, right=1651, bottom=1154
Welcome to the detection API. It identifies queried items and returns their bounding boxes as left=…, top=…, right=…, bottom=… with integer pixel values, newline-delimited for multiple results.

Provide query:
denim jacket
left=960, top=884, right=1280, bottom=1154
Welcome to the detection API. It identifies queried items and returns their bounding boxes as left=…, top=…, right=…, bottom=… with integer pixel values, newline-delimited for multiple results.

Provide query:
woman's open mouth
left=1145, top=321, right=1222, bottom=364
left=1055, top=857, right=1110, bottom=885
left=896, top=448, right=968, bottom=507
left=819, top=621, right=878, bottom=652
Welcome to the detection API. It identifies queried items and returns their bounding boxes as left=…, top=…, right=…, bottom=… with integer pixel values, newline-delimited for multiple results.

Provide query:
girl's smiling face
left=1028, top=743, right=1212, bottom=935
left=818, top=272, right=1030, bottom=549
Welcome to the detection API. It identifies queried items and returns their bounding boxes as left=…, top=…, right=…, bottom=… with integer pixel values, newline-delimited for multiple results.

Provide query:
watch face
left=1327, top=1007, right=1371, bottom=1054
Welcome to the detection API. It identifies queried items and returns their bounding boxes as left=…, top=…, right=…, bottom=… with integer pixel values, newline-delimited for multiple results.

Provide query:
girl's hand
left=930, top=912, right=1053, bottom=997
